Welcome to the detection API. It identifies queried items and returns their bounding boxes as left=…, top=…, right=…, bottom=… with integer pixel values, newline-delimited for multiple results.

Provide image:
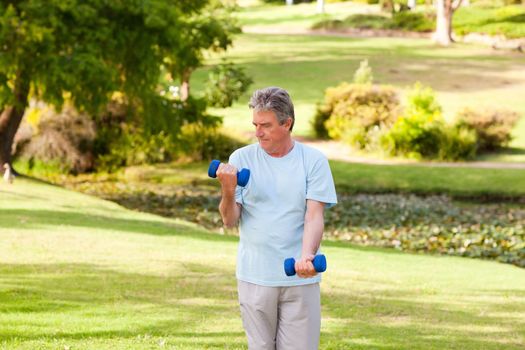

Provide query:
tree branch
left=452, top=0, right=464, bottom=11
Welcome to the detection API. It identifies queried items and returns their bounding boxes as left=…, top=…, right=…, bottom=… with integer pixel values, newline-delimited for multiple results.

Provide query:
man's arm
left=217, top=163, right=242, bottom=228
left=295, top=199, right=325, bottom=278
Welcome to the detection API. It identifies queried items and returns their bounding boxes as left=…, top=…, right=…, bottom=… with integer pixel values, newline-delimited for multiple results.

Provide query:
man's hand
left=294, top=253, right=317, bottom=278
left=216, top=163, right=238, bottom=194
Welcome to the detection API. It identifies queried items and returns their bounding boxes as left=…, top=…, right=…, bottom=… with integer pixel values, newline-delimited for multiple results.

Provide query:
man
left=216, top=87, right=337, bottom=350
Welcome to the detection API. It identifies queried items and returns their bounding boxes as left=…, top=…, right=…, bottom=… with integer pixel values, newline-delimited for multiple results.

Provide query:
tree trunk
left=381, top=0, right=395, bottom=14
left=433, top=0, right=463, bottom=46
left=434, top=0, right=452, bottom=46
left=180, top=69, right=192, bottom=102
left=317, top=0, right=325, bottom=14
left=0, top=72, right=30, bottom=169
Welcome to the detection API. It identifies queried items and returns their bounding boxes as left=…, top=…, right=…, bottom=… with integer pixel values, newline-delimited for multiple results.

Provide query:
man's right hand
left=216, top=163, right=238, bottom=194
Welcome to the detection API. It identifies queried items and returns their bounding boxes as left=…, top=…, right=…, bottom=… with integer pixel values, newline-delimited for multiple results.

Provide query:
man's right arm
left=217, top=163, right=241, bottom=228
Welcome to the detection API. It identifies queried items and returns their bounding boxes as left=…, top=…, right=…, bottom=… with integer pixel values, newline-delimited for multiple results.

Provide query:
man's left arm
left=295, top=199, right=325, bottom=278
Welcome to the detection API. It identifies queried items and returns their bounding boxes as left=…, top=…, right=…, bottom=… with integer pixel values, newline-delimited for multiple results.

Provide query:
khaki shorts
left=237, top=280, right=321, bottom=350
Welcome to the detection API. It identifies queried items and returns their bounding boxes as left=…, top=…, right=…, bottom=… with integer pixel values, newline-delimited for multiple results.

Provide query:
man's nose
left=255, top=127, right=264, bottom=138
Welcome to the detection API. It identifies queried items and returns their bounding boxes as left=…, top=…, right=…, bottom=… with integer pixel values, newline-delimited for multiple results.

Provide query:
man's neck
left=266, top=138, right=294, bottom=158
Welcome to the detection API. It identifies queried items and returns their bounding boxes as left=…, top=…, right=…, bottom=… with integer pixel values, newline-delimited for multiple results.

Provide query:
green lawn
left=330, top=160, right=525, bottom=198
left=191, top=33, right=525, bottom=160
left=235, top=0, right=379, bottom=30
left=1, top=179, right=524, bottom=349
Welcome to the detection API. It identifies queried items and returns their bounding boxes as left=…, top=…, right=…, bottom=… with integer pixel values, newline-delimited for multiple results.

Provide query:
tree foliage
left=0, top=0, right=240, bottom=167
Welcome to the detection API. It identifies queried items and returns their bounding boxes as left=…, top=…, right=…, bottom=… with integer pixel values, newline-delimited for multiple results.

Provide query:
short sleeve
left=228, top=151, right=244, bottom=206
left=306, top=156, right=337, bottom=208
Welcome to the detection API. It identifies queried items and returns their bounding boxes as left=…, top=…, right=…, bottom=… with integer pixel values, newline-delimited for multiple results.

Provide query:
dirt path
left=299, top=138, right=525, bottom=169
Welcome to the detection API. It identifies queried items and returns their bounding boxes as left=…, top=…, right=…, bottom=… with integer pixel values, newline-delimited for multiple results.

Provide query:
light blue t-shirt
left=229, top=141, right=337, bottom=287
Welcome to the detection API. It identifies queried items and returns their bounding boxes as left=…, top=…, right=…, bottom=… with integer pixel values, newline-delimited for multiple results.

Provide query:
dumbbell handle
left=284, top=254, right=327, bottom=277
left=208, top=159, right=250, bottom=187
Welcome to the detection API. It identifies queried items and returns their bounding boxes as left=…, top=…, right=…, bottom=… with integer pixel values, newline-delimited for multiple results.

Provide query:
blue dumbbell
left=208, top=159, right=250, bottom=187
left=284, top=254, right=327, bottom=276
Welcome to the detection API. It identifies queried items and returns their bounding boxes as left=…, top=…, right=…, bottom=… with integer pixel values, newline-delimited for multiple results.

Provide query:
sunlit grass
left=0, top=179, right=524, bottom=349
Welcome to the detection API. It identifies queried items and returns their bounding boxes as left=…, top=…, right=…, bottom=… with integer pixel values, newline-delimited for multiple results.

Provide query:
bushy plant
left=96, top=127, right=176, bottom=173
left=438, top=126, right=478, bottom=161
left=178, top=123, right=247, bottom=162
left=455, top=107, right=520, bottom=151
left=381, top=83, right=477, bottom=160
left=204, top=62, right=253, bottom=108
left=381, top=112, right=445, bottom=159
left=390, top=11, right=435, bottom=32
left=94, top=94, right=226, bottom=172
left=15, top=104, right=96, bottom=173
left=353, top=59, right=373, bottom=85
left=313, top=82, right=400, bottom=148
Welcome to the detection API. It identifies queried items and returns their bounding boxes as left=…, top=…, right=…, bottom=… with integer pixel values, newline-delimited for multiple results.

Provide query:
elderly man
left=216, top=87, right=337, bottom=350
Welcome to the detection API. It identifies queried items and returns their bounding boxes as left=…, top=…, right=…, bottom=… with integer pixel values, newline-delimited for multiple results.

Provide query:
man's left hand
left=295, top=254, right=317, bottom=278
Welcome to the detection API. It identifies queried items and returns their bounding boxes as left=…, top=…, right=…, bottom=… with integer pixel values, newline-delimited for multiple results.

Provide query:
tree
left=0, top=0, right=237, bottom=168
left=433, top=0, right=464, bottom=46
left=167, top=1, right=240, bottom=102
left=317, top=0, right=325, bottom=14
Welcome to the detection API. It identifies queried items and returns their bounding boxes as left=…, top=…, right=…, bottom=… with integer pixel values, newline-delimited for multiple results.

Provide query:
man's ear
left=285, top=117, right=293, bottom=131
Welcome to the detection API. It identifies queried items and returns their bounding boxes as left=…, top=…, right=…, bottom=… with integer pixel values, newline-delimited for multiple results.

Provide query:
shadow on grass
left=1, top=262, right=523, bottom=349
left=321, top=287, right=525, bottom=350
left=0, top=262, right=245, bottom=348
left=0, top=209, right=238, bottom=244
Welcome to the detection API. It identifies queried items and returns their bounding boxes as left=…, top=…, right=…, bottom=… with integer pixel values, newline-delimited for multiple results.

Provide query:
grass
left=455, top=5, right=525, bottom=39
left=238, top=1, right=525, bottom=39
left=1, top=178, right=525, bottom=349
left=330, top=160, right=525, bottom=198
left=192, top=33, right=525, bottom=155
left=235, top=1, right=380, bottom=30
left=21, top=160, right=525, bottom=200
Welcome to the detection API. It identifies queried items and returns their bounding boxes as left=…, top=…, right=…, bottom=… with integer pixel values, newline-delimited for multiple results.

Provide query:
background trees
left=0, top=0, right=242, bottom=170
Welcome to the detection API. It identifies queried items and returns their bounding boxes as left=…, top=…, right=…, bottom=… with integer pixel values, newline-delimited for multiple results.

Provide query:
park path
left=298, top=138, right=525, bottom=169
left=239, top=131, right=525, bottom=169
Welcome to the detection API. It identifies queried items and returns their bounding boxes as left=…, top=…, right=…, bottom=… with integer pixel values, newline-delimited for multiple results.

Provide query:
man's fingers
left=295, top=260, right=317, bottom=278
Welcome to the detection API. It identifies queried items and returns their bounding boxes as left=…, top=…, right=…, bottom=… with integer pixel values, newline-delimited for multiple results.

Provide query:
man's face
left=252, top=110, right=292, bottom=154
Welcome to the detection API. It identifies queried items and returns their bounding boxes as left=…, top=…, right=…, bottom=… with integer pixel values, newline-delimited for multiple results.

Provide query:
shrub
left=204, top=62, right=253, bottom=108
left=177, top=123, right=247, bottom=162
left=313, top=14, right=391, bottom=30
left=381, top=83, right=477, bottom=160
left=353, top=59, right=373, bottom=85
left=15, top=104, right=96, bottom=174
left=438, top=126, right=478, bottom=161
left=381, top=113, right=445, bottom=159
left=405, top=82, right=442, bottom=118
left=455, top=108, right=520, bottom=152
left=389, top=11, right=435, bottom=32
left=96, top=127, right=177, bottom=173
left=313, top=82, right=400, bottom=148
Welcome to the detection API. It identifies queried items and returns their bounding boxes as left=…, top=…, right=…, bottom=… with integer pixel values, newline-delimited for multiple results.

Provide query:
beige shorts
left=237, top=280, right=321, bottom=350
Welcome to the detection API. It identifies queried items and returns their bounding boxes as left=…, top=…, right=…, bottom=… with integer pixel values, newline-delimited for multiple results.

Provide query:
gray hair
left=248, top=87, right=295, bottom=132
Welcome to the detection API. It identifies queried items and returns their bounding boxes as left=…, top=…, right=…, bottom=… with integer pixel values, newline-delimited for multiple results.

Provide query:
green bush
left=455, top=108, right=521, bottom=151
left=178, top=123, right=247, bottom=162
left=390, top=11, right=435, bottom=32
left=204, top=62, right=253, bottom=108
left=313, top=82, right=400, bottom=148
left=404, top=82, right=440, bottom=116
left=381, top=113, right=445, bottom=159
left=94, top=95, right=228, bottom=172
left=381, top=83, right=477, bottom=160
left=438, top=126, right=478, bottom=161
left=313, top=14, right=390, bottom=30
left=96, top=127, right=177, bottom=173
